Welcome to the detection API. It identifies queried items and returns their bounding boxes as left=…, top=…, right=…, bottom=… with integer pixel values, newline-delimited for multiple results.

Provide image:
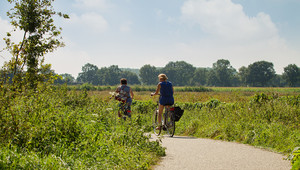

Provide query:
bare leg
left=158, top=104, right=164, bottom=127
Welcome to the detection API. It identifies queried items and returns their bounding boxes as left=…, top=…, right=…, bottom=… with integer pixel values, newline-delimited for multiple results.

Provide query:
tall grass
left=129, top=91, right=300, bottom=167
left=176, top=94, right=299, bottom=151
left=0, top=86, right=164, bottom=169
left=1, top=85, right=299, bottom=168
left=174, top=93, right=299, bottom=167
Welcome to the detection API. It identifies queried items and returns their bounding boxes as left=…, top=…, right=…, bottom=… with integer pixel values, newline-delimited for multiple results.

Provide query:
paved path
left=151, top=135, right=291, bottom=170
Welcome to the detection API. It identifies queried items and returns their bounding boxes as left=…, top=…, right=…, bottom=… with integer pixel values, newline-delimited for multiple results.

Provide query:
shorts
left=119, top=98, right=132, bottom=111
left=159, top=96, right=174, bottom=106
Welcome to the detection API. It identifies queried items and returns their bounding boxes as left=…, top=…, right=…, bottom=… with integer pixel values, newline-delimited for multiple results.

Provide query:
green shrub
left=0, top=86, right=165, bottom=169
left=175, top=93, right=300, bottom=156
left=290, top=147, right=300, bottom=170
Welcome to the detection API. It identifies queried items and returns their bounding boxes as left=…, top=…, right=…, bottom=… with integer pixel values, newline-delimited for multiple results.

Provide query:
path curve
left=151, top=135, right=291, bottom=170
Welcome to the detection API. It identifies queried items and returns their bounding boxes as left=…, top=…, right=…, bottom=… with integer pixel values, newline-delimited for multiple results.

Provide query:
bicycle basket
left=173, top=106, right=184, bottom=122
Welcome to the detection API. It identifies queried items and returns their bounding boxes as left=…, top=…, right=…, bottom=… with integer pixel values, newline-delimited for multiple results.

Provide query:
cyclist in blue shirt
left=151, top=74, right=174, bottom=130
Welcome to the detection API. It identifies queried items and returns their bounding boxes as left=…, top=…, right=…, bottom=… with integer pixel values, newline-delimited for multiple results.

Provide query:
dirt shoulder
left=151, top=135, right=291, bottom=170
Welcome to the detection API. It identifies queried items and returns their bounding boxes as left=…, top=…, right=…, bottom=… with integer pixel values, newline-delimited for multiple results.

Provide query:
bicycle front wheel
left=166, top=111, right=175, bottom=137
left=152, top=109, right=161, bottom=136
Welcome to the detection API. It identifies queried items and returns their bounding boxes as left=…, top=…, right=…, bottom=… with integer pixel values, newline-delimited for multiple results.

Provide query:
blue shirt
left=159, top=81, right=174, bottom=105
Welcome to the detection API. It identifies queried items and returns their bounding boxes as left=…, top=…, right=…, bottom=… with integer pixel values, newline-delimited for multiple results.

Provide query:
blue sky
left=0, top=0, right=299, bottom=78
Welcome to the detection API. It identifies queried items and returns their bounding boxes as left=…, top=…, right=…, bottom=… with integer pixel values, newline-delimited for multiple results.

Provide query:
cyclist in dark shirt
left=116, top=78, right=134, bottom=119
left=151, top=74, right=174, bottom=130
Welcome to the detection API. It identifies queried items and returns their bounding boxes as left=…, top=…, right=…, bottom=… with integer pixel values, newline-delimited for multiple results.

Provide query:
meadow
left=133, top=87, right=300, bottom=169
left=0, top=85, right=299, bottom=169
left=0, top=86, right=164, bottom=169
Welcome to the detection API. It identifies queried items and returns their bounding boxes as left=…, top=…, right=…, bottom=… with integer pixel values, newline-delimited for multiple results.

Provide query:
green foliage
left=132, top=100, right=156, bottom=114
left=80, top=83, right=97, bottom=91
left=212, top=59, right=238, bottom=87
left=63, top=59, right=300, bottom=87
left=139, top=64, right=159, bottom=85
left=283, top=64, right=300, bottom=87
left=175, top=93, right=299, bottom=156
left=290, top=147, right=300, bottom=170
left=192, top=67, right=209, bottom=86
left=77, top=64, right=141, bottom=85
left=245, top=61, right=276, bottom=87
left=132, top=85, right=157, bottom=92
left=0, top=86, right=165, bottom=169
left=175, top=86, right=212, bottom=92
left=55, top=73, right=75, bottom=85
left=161, top=61, right=196, bottom=86
left=3, top=0, right=69, bottom=90
left=76, top=63, right=99, bottom=85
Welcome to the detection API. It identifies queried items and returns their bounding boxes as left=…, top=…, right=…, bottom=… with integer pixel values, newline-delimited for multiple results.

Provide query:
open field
left=1, top=86, right=299, bottom=169
left=89, top=86, right=300, bottom=103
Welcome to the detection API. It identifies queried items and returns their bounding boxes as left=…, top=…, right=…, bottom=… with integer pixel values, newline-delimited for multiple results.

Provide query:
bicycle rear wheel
left=166, top=110, right=175, bottom=137
left=152, top=109, right=161, bottom=136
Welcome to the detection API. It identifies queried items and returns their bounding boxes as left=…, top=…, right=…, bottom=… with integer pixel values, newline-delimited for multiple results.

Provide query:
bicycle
left=118, top=101, right=131, bottom=120
left=109, top=92, right=131, bottom=120
left=152, top=98, right=175, bottom=137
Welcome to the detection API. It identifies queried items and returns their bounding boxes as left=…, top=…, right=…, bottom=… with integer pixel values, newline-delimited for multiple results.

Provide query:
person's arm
left=151, top=83, right=161, bottom=96
left=130, top=88, right=134, bottom=99
left=116, top=87, right=120, bottom=93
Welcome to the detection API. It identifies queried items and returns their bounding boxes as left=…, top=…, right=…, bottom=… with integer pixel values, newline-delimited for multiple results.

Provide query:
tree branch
left=13, top=31, right=27, bottom=75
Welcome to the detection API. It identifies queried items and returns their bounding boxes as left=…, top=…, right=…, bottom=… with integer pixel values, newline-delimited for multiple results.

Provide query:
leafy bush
left=290, top=147, right=300, bottom=170
left=0, top=86, right=165, bottom=169
left=80, top=83, right=97, bottom=91
left=175, top=93, right=300, bottom=155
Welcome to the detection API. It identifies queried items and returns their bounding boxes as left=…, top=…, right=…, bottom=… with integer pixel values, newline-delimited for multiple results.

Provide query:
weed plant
left=174, top=93, right=299, bottom=167
left=124, top=90, right=299, bottom=167
left=0, top=85, right=165, bottom=169
left=97, top=89, right=300, bottom=168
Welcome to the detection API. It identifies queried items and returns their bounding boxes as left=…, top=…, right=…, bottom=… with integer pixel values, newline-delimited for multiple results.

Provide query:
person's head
left=120, top=78, right=127, bottom=85
left=158, top=74, right=168, bottom=82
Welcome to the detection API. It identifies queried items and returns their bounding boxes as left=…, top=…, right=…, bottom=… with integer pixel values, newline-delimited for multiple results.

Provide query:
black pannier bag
left=173, top=106, right=184, bottom=122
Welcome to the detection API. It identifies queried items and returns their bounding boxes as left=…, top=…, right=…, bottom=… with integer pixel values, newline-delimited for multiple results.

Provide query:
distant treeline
left=56, top=59, right=299, bottom=87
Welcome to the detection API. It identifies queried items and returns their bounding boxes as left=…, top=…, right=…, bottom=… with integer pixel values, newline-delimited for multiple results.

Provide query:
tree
left=55, top=73, right=75, bottom=84
left=77, top=63, right=98, bottom=85
left=161, top=61, right=196, bottom=86
left=192, top=68, right=208, bottom=86
left=238, top=66, right=248, bottom=86
left=139, top=64, right=158, bottom=85
left=212, top=59, right=237, bottom=87
left=246, top=61, right=276, bottom=87
left=121, top=71, right=140, bottom=85
left=3, top=0, right=69, bottom=90
left=206, top=69, right=218, bottom=86
left=270, top=74, right=286, bottom=87
left=283, top=64, right=300, bottom=87
left=97, top=65, right=122, bottom=85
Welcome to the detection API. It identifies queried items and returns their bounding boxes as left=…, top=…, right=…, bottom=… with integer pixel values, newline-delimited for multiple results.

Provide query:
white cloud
left=0, top=17, right=24, bottom=62
left=177, top=0, right=300, bottom=73
left=120, top=21, right=132, bottom=32
left=0, top=17, right=11, bottom=34
left=67, top=12, right=108, bottom=33
left=0, top=17, right=10, bottom=60
left=181, top=0, right=279, bottom=43
left=73, top=0, right=111, bottom=10
left=45, top=46, right=92, bottom=78
left=155, top=9, right=163, bottom=17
